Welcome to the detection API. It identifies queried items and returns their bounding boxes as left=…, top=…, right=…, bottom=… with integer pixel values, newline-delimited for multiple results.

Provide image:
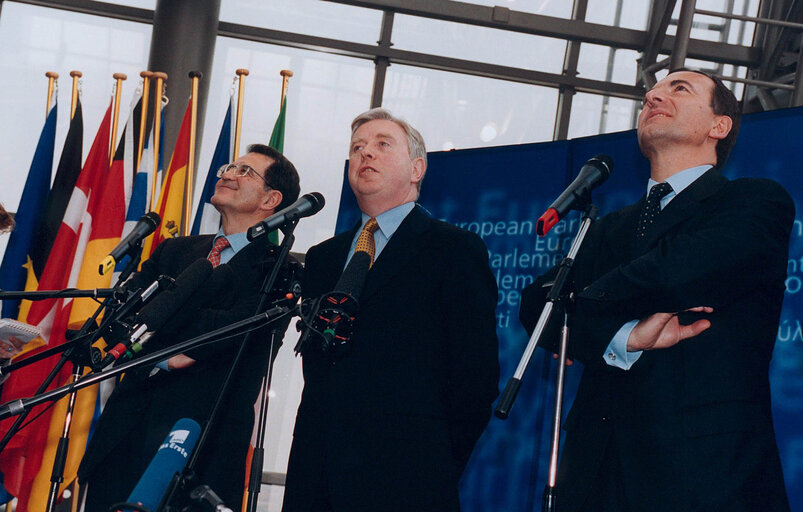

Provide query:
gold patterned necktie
left=207, top=237, right=231, bottom=268
left=355, top=217, right=380, bottom=268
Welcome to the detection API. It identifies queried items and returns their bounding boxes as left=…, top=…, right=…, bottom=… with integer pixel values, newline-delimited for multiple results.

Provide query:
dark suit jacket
left=520, top=169, right=793, bottom=511
left=282, top=206, right=499, bottom=512
left=78, top=234, right=295, bottom=510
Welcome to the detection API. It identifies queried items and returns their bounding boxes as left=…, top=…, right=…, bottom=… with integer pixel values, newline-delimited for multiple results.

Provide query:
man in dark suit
left=282, top=109, right=499, bottom=512
left=520, top=69, right=793, bottom=511
left=78, top=144, right=300, bottom=510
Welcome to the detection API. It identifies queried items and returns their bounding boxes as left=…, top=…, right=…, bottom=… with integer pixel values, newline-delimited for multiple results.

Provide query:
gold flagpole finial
left=136, top=71, right=154, bottom=174
left=279, top=69, right=293, bottom=107
left=184, top=71, right=203, bottom=236
left=110, top=73, right=127, bottom=166
left=69, top=71, right=82, bottom=120
left=45, top=71, right=59, bottom=120
left=149, top=71, right=168, bottom=213
left=233, top=68, right=249, bottom=159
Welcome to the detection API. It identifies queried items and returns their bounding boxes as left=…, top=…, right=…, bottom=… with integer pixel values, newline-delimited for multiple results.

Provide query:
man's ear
left=411, top=158, right=426, bottom=184
left=709, top=114, right=732, bottom=141
left=262, top=189, right=283, bottom=212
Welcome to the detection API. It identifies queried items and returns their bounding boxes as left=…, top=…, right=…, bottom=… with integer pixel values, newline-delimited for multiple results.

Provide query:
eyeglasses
left=217, top=163, right=270, bottom=187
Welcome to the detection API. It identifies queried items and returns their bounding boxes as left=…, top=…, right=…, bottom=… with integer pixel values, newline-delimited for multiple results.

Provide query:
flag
left=0, top=102, right=112, bottom=512
left=142, top=98, right=192, bottom=257
left=117, top=92, right=150, bottom=272
left=268, top=96, right=286, bottom=153
left=19, top=100, right=85, bottom=324
left=32, top=101, right=85, bottom=278
left=0, top=100, right=57, bottom=318
left=24, top=99, right=129, bottom=509
left=191, top=96, right=233, bottom=236
left=265, top=95, right=288, bottom=244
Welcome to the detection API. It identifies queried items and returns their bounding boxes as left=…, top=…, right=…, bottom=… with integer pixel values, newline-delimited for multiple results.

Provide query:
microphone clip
left=294, top=292, right=359, bottom=358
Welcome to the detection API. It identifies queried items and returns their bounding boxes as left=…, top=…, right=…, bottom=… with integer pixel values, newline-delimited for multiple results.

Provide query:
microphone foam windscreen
left=136, top=258, right=213, bottom=331
left=125, top=417, right=201, bottom=511
left=334, top=251, right=371, bottom=302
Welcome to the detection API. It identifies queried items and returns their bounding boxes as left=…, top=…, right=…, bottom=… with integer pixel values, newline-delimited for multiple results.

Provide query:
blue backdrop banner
left=334, top=106, right=803, bottom=511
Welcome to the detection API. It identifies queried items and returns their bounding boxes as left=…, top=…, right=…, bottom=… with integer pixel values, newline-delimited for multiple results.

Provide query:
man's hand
left=627, top=307, right=713, bottom=352
left=0, top=336, right=25, bottom=359
left=167, top=354, right=196, bottom=370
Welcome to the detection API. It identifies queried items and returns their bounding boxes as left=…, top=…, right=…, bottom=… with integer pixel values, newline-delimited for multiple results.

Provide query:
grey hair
left=350, top=108, right=427, bottom=168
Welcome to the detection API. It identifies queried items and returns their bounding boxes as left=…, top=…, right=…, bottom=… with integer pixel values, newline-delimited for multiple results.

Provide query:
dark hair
left=670, top=68, right=741, bottom=168
left=247, top=143, right=300, bottom=211
left=0, top=203, right=13, bottom=233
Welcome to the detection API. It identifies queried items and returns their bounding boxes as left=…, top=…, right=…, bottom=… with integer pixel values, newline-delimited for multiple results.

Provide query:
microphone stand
left=0, top=289, right=132, bottom=379
left=0, top=256, right=141, bottom=456
left=244, top=222, right=300, bottom=512
left=42, top=252, right=142, bottom=512
left=0, top=304, right=295, bottom=420
left=160, top=220, right=300, bottom=512
left=494, top=203, right=598, bottom=512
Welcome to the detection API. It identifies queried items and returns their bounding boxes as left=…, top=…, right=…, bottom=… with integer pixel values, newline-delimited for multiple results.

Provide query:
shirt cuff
left=603, top=319, right=643, bottom=370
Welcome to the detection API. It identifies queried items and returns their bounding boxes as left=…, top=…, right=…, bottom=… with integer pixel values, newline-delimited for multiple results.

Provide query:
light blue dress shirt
left=210, top=230, right=250, bottom=265
left=604, top=165, right=712, bottom=370
left=344, top=201, right=416, bottom=268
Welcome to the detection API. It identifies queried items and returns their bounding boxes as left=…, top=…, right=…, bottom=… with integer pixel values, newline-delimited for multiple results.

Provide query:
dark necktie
left=636, top=182, right=673, bottom=239
left=336, top=218, right=379, bottom=300
left=207, top=237, right=231, bottom=268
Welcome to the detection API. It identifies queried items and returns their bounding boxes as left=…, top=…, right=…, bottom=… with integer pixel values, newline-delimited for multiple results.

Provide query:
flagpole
left=110, top=73, right=127, bottom=167
left=69, top=71, right=82, bottom=120
left=45, top=71, right=58, bottom=119
left=136, top=70, right=153, bottom=174
left=150, top=71, right=168, bottom=212
left=279, top=69, right=293, bottom=107
left=233, top=68, right=249, bottom=159
left=184, top=71, right=202, bottom=236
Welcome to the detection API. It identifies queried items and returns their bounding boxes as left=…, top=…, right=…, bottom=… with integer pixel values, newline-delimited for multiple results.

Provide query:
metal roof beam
left=324, top=0, right=760, bottom=67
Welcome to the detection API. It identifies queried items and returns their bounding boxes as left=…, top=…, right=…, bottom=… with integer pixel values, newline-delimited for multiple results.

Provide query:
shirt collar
left=648, top=164, right=712, bottom=196
left=360, top=201, right=416, bottom=240
left=214, top=229, right=250, bottom=254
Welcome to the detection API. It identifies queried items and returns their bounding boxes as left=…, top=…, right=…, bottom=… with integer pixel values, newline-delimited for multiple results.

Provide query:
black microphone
left=536, top=155, right=613, bottom=236
left=99, top=212, right=161, bottom=275
left=100, top=259, right=212, bottom=368
left=246, top=192, right=325, bottom=241
left=121, top=264, right=236, bottom=362
left=295, top=251, right=370, bottom=356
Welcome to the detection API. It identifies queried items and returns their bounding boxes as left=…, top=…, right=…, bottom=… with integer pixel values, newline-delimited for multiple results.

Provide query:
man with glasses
left=79, top=144, right=300, bottom=510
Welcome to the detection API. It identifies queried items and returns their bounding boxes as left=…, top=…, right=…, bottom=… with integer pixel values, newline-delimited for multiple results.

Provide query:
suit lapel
left=641, top=168, right=727, bottom=250
left=360, top=207, right=430, bottom=302
left=316, top=225, right=359, bottom=293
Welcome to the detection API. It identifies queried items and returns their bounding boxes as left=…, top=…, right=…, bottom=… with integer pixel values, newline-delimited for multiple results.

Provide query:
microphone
left=120, top=264, right=236, bottom=362
left=121, top=418, right=201, bottom=512
left=99, top=212, right=161, bottom=275
left=247, top=192, right=325, bottom=241
left=190, top=485, right=233, bottom=512
left=100, top=259, right=213, bottom=368
left=295, top=251, right=370, bottom=356
left=536, top=155, right=613, bottom=236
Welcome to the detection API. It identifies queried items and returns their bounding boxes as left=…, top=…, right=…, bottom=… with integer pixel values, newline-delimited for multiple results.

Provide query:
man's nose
left=644, top=87, right=664, bottom=106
